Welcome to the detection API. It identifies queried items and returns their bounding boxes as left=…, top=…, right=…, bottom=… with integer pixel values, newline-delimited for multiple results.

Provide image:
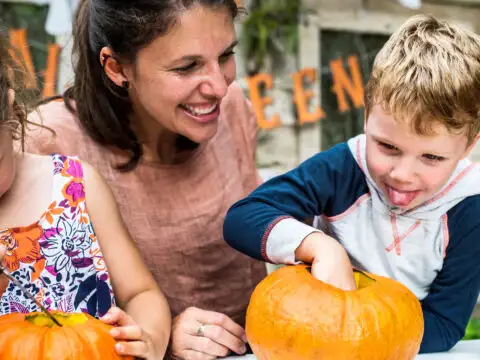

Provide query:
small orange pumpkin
left=0, top=311, right=133, bottom=359
left=246, top=265, right=424, bottom=360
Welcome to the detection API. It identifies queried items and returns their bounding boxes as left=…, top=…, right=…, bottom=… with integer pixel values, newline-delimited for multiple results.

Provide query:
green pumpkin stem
left=1, top=268, right=63, bottom=327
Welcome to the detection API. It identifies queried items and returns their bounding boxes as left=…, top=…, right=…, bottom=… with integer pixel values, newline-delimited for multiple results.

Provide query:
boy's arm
left=223, top=142, right=367, bottom=264
left=420, top=195, right=480, bottom=353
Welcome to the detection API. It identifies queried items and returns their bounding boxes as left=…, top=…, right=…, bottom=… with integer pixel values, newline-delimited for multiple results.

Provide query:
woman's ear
left=99, top=47, right=129, bottom=88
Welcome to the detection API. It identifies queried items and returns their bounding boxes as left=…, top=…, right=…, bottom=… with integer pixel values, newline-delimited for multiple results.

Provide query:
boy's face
left=365, top=105, right=477, bottom=210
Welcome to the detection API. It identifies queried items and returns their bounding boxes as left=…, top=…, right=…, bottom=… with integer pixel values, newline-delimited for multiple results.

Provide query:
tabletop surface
left=224, top=340, right=480, bottom=360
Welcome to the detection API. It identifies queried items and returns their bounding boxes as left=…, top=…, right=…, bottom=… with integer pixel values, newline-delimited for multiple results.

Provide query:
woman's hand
left=170, top=307, right=248, bottom=359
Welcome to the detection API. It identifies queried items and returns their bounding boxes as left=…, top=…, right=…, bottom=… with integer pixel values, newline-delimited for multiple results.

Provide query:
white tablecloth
left=224, top=340, right=480, bottom=360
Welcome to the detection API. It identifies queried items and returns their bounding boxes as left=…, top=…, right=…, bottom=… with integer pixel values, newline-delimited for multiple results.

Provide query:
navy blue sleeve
left=420, top=195, right=480, bottom=353
left=223, top=142, right=368, bottom=261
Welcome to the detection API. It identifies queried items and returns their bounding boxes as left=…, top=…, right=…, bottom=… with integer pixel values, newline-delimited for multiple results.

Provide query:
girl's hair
left=60, top=0, right=241, bottom=171
left=0, top=30, right=32, bottom=151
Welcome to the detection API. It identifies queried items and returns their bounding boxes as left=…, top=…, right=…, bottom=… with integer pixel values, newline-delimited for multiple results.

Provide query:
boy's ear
left=463, top=133, right=480, bottom=159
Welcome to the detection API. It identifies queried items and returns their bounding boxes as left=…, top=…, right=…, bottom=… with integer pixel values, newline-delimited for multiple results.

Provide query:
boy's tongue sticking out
left=386, top=186, right=420, bottom=207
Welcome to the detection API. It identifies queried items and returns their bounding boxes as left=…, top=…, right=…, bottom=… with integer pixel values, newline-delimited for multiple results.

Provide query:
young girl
left=0, top=33, right=170, bottom=359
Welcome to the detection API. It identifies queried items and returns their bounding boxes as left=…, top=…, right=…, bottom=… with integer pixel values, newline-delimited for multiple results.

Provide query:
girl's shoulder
left=23, top=153, right=85, bottom=181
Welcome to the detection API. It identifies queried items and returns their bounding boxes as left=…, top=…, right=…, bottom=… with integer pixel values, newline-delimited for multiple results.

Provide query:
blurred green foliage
left=240, top=0, right=311, bottom=74
left=0, top=3, right=54, bottom=92
left=464, top=318, right=480, bottom=340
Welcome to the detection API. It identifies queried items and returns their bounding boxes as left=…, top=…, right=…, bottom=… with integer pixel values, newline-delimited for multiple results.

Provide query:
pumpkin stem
left=0, top=268, right=63, bottom=327
left=353, top=270, right=376, bottom=289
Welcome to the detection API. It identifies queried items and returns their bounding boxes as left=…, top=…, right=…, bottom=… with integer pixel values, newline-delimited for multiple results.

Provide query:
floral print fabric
left=0, top=155, right=115, bottom=317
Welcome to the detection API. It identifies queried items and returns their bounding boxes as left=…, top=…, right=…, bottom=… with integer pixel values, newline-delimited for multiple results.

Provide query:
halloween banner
left=8, top=28, right=365, bottom=129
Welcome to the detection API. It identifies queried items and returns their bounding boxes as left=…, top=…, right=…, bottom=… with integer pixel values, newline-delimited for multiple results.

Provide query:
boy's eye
left=423, top=154, right=445, bottom=162
left=378, top=142, right=398, bottom=151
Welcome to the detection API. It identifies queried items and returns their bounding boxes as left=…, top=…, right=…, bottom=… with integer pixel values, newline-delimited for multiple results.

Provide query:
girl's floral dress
left=0, top=155, right=115, bottom=318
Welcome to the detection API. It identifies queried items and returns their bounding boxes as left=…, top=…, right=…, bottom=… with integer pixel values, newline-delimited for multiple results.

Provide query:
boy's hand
left=295, top=232, right=357, bottom=291
left=101, top=306, right=157, bottom=359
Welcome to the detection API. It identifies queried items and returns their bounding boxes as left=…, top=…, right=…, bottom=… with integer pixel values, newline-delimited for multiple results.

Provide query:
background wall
left=236, top=0, right=480, bottom=180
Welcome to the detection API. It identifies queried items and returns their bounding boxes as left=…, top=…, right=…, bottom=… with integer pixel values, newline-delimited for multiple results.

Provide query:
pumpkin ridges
left=0, top=312, right=24, bottom=325
left=388, top=288, right=423, bottom=358
left=369, top=276, right=423, bottom=359
left=0, top=311, right=133, bottom=360
left=1, top=321, right=45, bottom=358
left=379, top=291, right=407, bottom=359
left=36, top=325, right=51, bottom=360
left=40, top=315, right=118, bottom=360
left=248, top=266, right=351, bottom=358
left=349, top=273, right=423, bottom=359
left=74, top=317, right=120, bottom=359
left=72, top=323, right=105, bottom=359
left=246, top=265, right=424, bottom=360
left=30, top=325, right=51, bottom=359
left=351, top=284, right=399, bottom=359
left=354, top=282, right=392, bottom=359
left=45, top=324, right=88, bottom=359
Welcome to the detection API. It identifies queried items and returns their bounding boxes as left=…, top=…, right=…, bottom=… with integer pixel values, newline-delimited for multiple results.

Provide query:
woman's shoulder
left=25, top=99, right=91, bottom=156
left=219, top=81, right=258, bottom=149
left=28, top=99, right=80, bottom=132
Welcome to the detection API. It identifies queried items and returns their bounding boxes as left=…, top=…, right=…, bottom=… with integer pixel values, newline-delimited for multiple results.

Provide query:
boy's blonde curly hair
left=365, top=14, right=480, bottom=145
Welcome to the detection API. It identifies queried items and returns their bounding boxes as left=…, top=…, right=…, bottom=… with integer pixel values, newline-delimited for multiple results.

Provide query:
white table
left=224, top=340, right=480, bottom=360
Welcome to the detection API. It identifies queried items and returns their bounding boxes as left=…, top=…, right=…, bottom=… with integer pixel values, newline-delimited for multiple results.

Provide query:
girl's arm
left=84, top=163, right=171, bottom=359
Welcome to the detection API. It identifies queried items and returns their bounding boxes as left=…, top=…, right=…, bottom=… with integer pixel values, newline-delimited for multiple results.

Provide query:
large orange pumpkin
left=246, top=265, right=424, bottom=360
left=0, top=311, right=133, bottom=359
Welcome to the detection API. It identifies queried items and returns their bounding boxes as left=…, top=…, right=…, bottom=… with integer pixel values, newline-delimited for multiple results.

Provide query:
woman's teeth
left=183, top=104, right=217, bottom=116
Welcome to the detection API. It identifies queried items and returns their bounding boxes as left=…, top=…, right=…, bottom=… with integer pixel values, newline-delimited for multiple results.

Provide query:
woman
left=26, top=0, right=266, bottom=359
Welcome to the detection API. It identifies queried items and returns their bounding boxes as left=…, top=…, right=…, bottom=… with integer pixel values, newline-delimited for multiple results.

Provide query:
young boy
left=223, top=14, right=480, bottom=354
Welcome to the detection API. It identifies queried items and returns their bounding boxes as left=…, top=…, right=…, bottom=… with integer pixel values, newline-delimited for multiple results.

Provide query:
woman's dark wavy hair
left=60, top=0, right=240, bottom=171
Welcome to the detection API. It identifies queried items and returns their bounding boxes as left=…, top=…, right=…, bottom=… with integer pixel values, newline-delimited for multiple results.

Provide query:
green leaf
left=464, top=318, right=480, bottom=340
left=240, top=0, right=305, bottom=72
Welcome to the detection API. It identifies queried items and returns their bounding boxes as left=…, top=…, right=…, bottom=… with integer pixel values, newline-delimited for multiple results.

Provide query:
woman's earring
left=101, top=54, right=110, bottom=68
left=122, top=81, right=129, bottom=89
